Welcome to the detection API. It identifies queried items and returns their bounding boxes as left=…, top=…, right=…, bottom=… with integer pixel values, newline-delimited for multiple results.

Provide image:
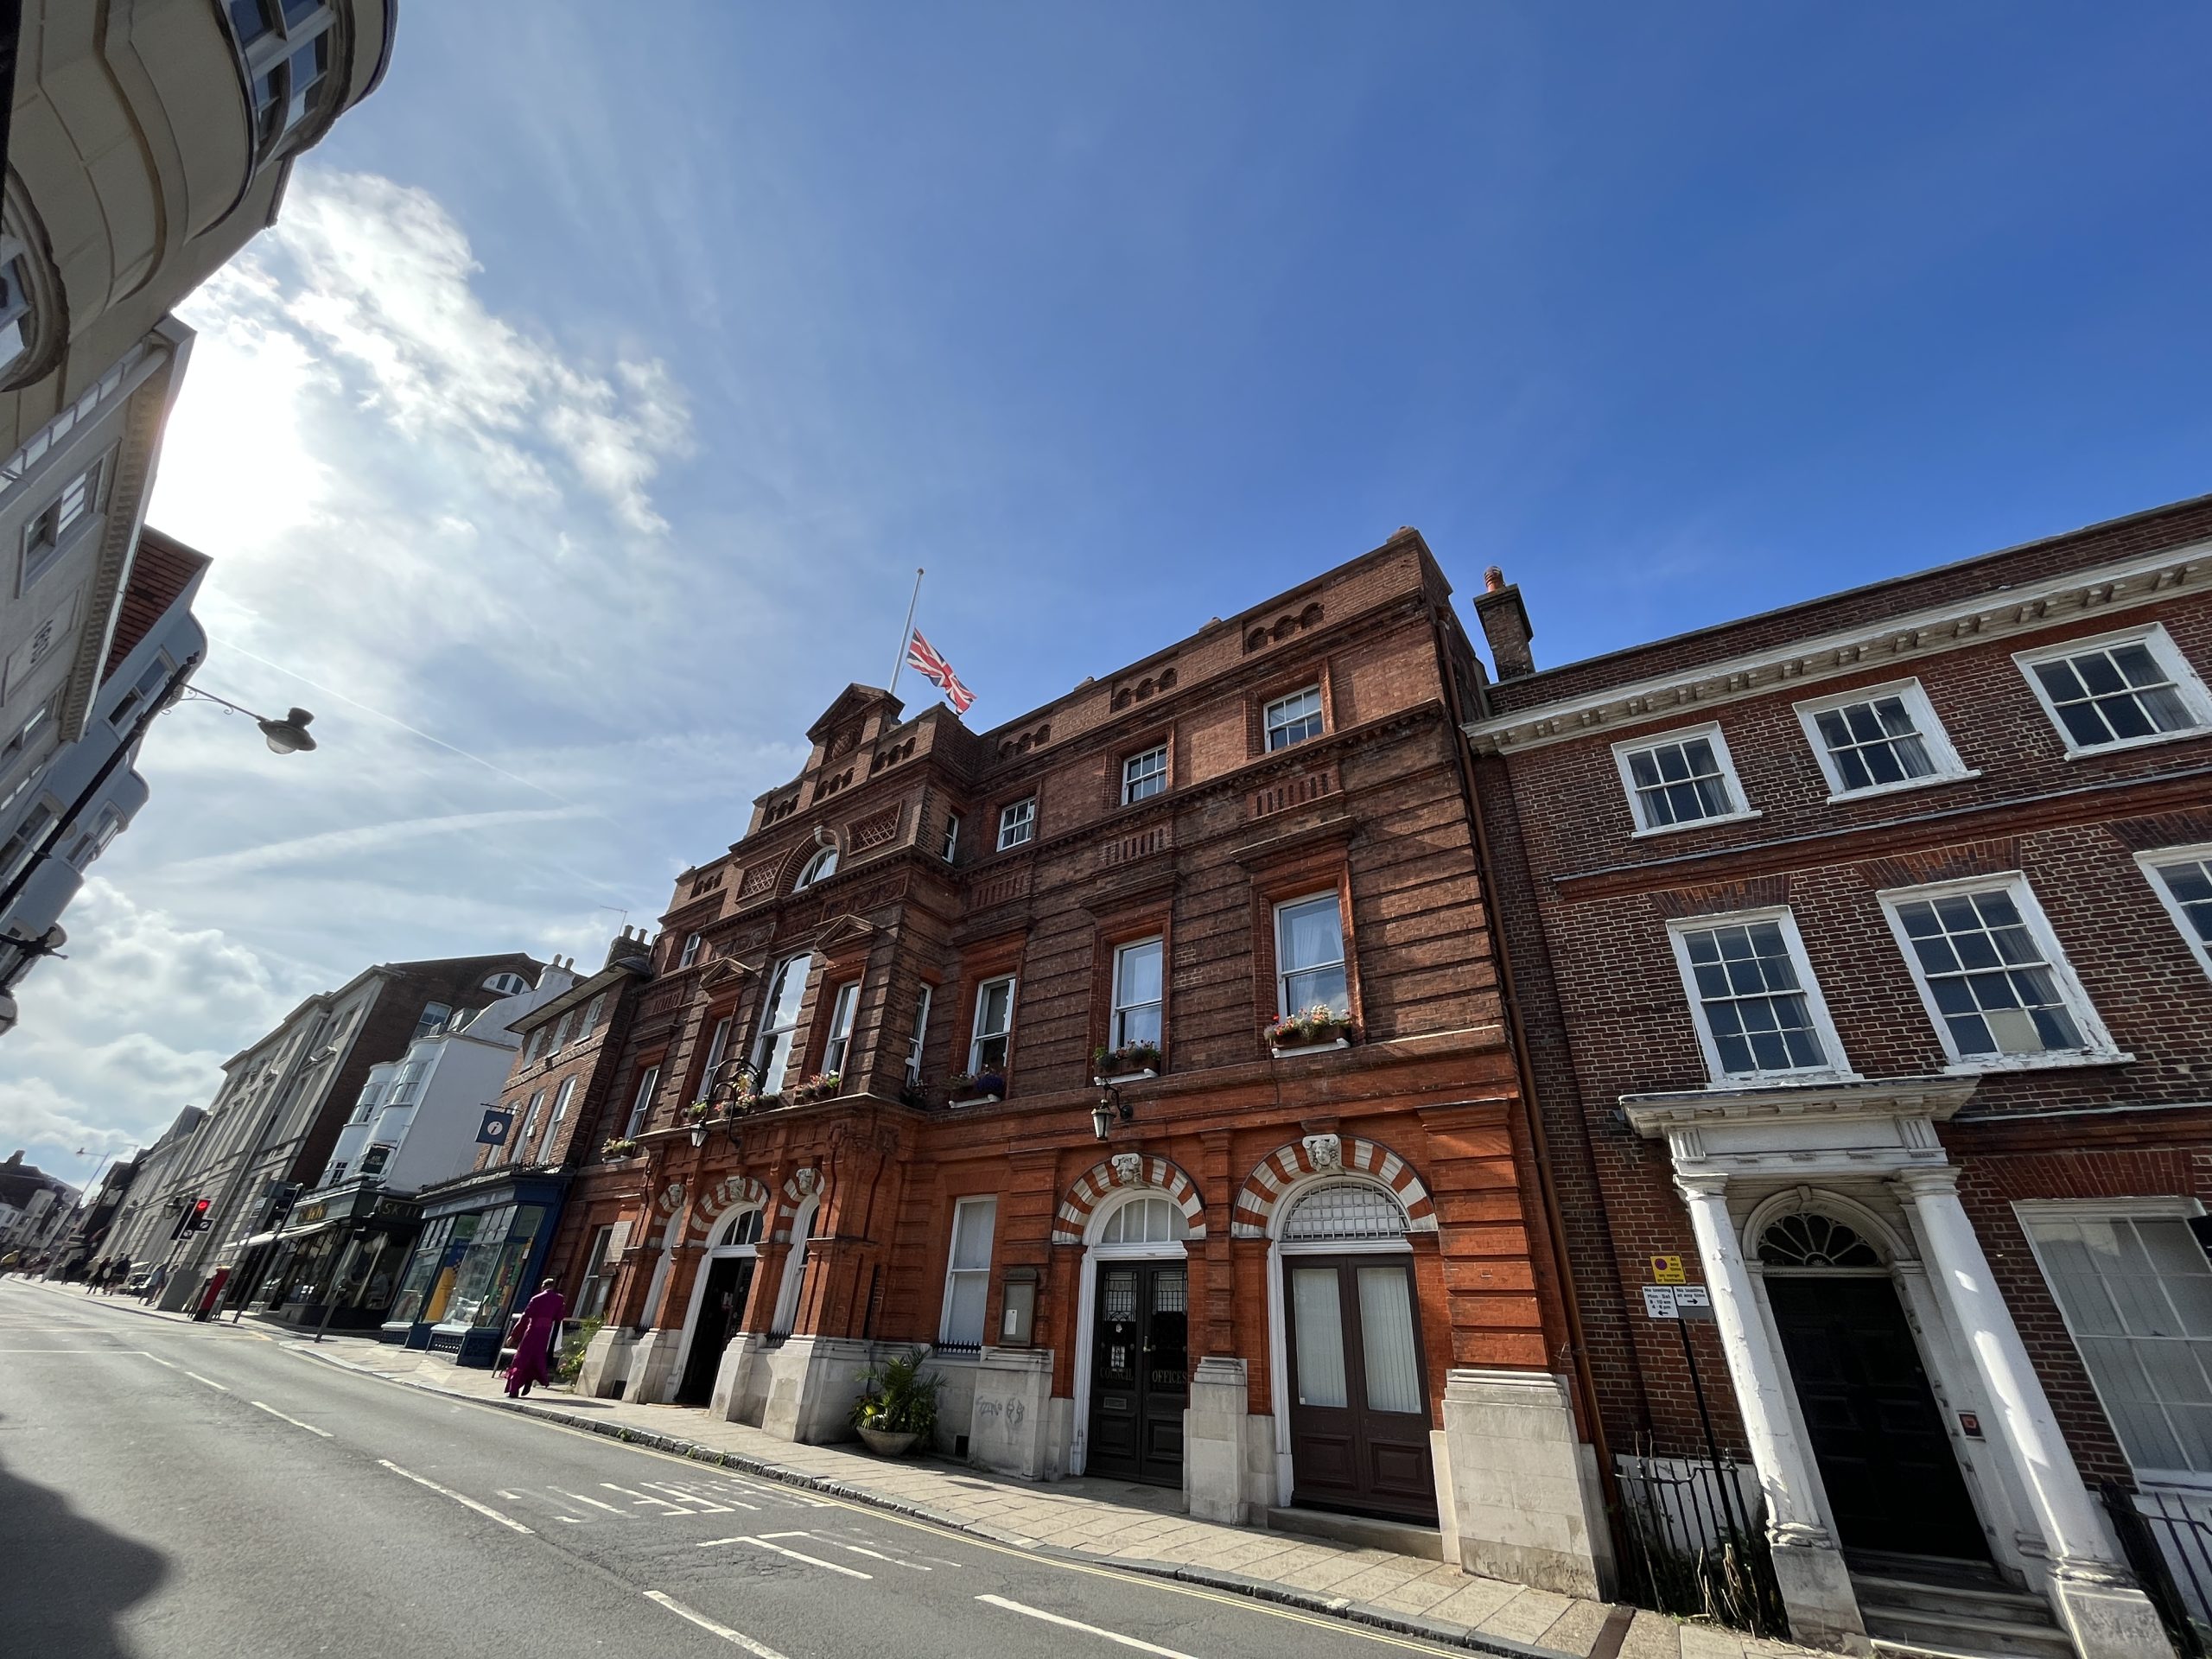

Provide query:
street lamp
left=1091, top=1084, right=1134, bottom=1142
left=177, top=686, right=317, bottom=753
left=692, top=1058, right=762, bottom=1151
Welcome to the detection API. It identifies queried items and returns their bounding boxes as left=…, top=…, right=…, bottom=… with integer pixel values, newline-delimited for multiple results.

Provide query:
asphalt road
left=0, top=1278, right=1455, bottom=1659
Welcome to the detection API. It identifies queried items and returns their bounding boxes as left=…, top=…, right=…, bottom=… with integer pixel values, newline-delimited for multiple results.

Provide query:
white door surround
left=1069, top=1186, right=1190, bottom=1478
left=668, top=1203, right=763, bottom=1402
left=1624, top=1076, right=2172, bottom=1659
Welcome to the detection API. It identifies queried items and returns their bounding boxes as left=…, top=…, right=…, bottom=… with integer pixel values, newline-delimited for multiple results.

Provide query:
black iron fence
left=2102, top=1484, right=2212, bottom=1659
left=1616, top=1449, right=1788, bottom=1638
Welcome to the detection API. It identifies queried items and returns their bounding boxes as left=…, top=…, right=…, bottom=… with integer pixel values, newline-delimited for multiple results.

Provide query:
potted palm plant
left=850, top=1345, right=944, bottom=1456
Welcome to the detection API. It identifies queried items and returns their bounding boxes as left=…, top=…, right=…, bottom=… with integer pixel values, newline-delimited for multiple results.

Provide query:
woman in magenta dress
left=503, top=1279, right=566, bottom=1398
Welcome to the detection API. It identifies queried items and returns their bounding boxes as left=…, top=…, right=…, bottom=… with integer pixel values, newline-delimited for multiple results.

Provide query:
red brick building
left=1465, top=496, right=2212, bottom=1658
left=542, top=533, right=1615, bottom=1594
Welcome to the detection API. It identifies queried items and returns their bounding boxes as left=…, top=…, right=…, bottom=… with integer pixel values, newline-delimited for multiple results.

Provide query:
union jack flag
left=906, top=630, right=976, bottom=714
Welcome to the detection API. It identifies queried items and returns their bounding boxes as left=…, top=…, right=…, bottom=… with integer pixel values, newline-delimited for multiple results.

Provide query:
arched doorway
left=1080, top=1192, right=1192, bottom=1487
left=1755, top=1203, right=1987, bottom=1561
left=769, top=1194, right=818, bottom=1339
left=1273, top=1178, right=1434, bottom=1522
left=674, top=1205, right=762, bottom=1406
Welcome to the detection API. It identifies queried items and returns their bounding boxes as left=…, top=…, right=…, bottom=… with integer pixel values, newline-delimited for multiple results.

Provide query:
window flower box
left=601, top=1136, right=640, bottom=1160
left=683, top=1100, right=714, bottom=1123
left=946, top=1071, right=1005, bottom=1107
left=1091, top=1042, right=1161, bottom=1084
left=1265, top=1006, right=1357, bottom=1053
left=785, top=1073, right=842, bottom=1105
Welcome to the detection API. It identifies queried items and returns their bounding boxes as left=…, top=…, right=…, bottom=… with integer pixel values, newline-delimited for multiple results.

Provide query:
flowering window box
left=1091, top=1044, right=1162, bottom=1085
left=1265, top=1006, right=1357, bottom=1054
left=947, top=1071, right=1006, bottom=1108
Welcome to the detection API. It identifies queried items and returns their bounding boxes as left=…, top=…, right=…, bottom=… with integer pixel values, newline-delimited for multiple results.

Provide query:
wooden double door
left=1766, top=1275, right=1986, bottom=1560
left=1283, top=1254, right=1436, bottom=1522
left=1087, top=1261, right=1188, bottom=1486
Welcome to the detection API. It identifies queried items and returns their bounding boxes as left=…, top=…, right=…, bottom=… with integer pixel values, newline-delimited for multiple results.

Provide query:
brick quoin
left=1469, top=493, right=2212, bottom=1512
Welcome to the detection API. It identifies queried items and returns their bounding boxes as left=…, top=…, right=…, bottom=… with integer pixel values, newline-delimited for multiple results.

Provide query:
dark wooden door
left=1766, top=1275, right=1986, bottom=1560
left=677, top=1256, right=755, bottom=1407
left=1086, top=1262, right=1189, bottom=1486
left=1284, top=1255, right=1436, bottom=1522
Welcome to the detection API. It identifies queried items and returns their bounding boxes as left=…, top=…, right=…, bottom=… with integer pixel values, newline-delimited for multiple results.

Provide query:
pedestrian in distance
left=501, top=1278, right=566, bottom=1399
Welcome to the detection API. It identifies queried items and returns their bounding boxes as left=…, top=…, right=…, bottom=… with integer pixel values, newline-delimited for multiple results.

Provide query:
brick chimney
left=1472, top=565, right=1535, bottom=680
left=606, top=925, right=652, bottom=971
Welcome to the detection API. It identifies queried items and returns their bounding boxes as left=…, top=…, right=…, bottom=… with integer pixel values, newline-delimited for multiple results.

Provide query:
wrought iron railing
left=1616, top=1448, right=1788, bottom=1637
left=2102, top=1484, right=2212, bottom=1658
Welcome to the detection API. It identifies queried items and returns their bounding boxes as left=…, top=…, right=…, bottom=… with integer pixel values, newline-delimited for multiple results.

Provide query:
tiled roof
left=100, top=527, right=211, bottom=683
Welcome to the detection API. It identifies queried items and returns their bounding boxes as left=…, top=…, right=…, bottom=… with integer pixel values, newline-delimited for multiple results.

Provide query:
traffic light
left=187, top=1197, right=213, bottom=1231
left=264, top=1183, right=302, bottom=1230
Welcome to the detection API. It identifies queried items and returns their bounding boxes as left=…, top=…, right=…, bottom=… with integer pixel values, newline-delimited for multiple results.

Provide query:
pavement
left=0, top=1276, right=1816, bottom=1659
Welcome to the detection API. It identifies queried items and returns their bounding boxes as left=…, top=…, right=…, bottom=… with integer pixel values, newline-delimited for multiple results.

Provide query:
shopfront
left=255, top=1183, right=421, bottom=1331
left=389, top=1168, right=567, bottom=1366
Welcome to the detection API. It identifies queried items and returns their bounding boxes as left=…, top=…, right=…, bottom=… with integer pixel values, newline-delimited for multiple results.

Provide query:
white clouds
left=0, top=880, right=294, bottom=1161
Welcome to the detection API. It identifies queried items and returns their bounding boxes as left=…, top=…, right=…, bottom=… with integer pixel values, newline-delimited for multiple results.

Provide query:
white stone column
left=1896, top=1168, right=2171, bottom=1659
left=1676, top=1174, right=1866, bottom=1651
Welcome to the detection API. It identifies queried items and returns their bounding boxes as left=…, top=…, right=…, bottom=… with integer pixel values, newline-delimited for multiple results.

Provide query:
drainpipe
left=1427, top=607, right=1620, bottom=1524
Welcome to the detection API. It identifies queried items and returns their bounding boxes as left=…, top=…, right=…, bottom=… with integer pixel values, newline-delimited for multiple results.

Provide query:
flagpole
left=887, top=567, right=923, bottom=697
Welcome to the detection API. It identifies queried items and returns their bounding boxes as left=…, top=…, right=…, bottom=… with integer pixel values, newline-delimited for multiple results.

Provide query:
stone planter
left=855, top=1426, right=919, bottom=1458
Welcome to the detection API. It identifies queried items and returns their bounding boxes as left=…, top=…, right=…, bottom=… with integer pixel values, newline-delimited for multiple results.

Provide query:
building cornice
left=1620, top=1075, right=1980, bottom=1137
left=1465, top=542, right=2209, bottom=757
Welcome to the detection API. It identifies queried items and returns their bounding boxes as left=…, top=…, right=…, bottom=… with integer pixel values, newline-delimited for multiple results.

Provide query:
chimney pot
left=1484, top=565, right=1506, bottom=594
left=1471, top=572, right=1536, bottom=680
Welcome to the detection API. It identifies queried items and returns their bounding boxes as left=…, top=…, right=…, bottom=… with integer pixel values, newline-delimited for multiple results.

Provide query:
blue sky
left=5, top=3, right=2209, bottom=1181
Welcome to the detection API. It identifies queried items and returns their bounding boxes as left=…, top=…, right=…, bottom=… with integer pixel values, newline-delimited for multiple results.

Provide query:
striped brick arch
left=1230, top=1137, right=1437, bottom=1238
left=687, top=1174, right=771, bottom=1236
left=772, top=1168, right=823, bottom=1243
left=1051, top=1155, right=1207, bottom=1245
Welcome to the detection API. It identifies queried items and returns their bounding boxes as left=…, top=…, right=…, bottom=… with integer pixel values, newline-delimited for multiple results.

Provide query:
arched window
left=795, top=845, right=838, bottom=889
left=1758, top=1212, right=1881, bottom=1268
left=770, top=1198, right=818, bottom=1337
left=483, top=972, right=531, bottom=995
left=1097, top=1196, right=1187, bottom=1245
left=713, top=1206, right=762, bottom=1250
left=1281, top=1180, right=1408, bottom=1243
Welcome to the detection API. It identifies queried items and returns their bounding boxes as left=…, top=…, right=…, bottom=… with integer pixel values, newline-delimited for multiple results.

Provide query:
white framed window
left=2139, top=844, right=2212, bottom=982
left=483, top=971, right=531, bottom=995
left=1611, top=723, right=1755, bottom=835
left=752, top=954, right=811, bottom=1093
left=349, top=1083, right=382, bottom=1125
left=108, top=660, right=170, bottom=732
left=822, top=982, right=861, bottom=1077
left=543, top=1076, right=578, bottom=1159
left=2016, top=624, right=2212, bottom=757
left=622, top=1064, right=660, bottom=1139
left=1878, top=874, right=2124, bottom=1071
left=1274, top=892, right=1349, bottom=1018
left=997, top=798, right=1036, bottom=850
left=1097, top=1194, right=1189, bottom=1245
left=577, top=991, right=608, bottom=1039
left=969, top=976, right=1014, bottom=1075
left=938, top=1196, right=998, bottom=1345
left=1122, top=745, right=1167, bottom=804
left=699, top=1014, right=734, bottom=1085
left=0, top=235, right=33, bottom=376
left=1, top=698, right=53, bottom=773
left=1666, top=908, right=1851, bottom=1083
left=678, top=932, right=702, bottom=969
left=222, top=0, right=337, bottom=148
left=1110, top=938, right=1163, bottom=1052
left=21, top=457, right=103, bottom=594
left=575, top=1224, right=619, bottom=1322
left=941, top=813, right=961, bottom=863
left=1793, top=678, right=1974, bottom=800
left=524, top=1026, right=550, bottom=1064
left=796, top=845, right=838, bottom=889
left=905, top=985, right=933, bottom=1087
left=549, top=1009, right=576, bottom=1051
left=385, top=1060, right=426, bottom=1108
left=2018, top=1203, right=2212, bottom=1484
left=1265, top=685, right=1325, bottom=752
left=515, top=1090, right=547, bottom=1162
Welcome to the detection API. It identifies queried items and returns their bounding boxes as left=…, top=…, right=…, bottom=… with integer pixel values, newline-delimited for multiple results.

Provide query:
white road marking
left=923, top=1557, right=966, bottom=1569
left=828, top=1541, right=927, bottom=1569
left=976, top=1595, right=1202, bottom=1659
left=643, top=1591, right=791, bottom=1657
left=184, top=1370, right=230, bottom=1392
left=250, top=1401, right=333, bottom=1438
left=602, top=1481, right=687, bottom=1513
left=140, top=1353, right=179, bottom=1369
left=378, top=1460, right=536, bottom=1535
left=555, top=1488, right=625, bottom=1514
left=643, top=1479, right=734, bottom=1513
left=716, top=1534, right=871, bottom=1578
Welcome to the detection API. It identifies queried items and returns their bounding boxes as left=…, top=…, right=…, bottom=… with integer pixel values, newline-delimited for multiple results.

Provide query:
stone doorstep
left=272, top=1337, right=1816, bottom=1659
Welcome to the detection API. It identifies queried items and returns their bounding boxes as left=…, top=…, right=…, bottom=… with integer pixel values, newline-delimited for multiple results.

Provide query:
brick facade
left=1468, top=493, right=2212, bottom=1643
left=529, top=532, right=1585, bottom=1529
